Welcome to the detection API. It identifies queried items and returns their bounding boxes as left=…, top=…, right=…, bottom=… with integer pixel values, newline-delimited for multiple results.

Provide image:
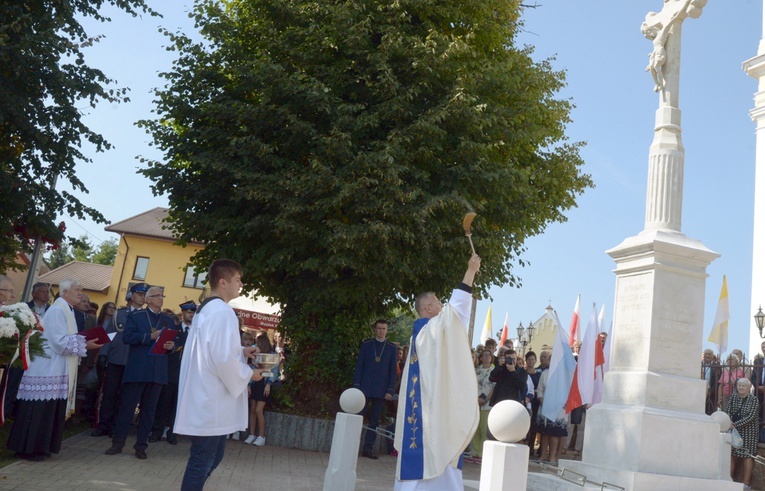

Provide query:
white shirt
left=174, top=298, right=252, bottom=436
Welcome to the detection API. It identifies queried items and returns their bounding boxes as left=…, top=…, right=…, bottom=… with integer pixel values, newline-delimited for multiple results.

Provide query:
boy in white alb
left=175, top=259, right=267, bottom=490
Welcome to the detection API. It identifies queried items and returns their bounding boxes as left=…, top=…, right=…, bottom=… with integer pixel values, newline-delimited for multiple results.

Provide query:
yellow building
left=105, top=207, right=206, bottom=311
left=527, top=304, right=558, bottom=354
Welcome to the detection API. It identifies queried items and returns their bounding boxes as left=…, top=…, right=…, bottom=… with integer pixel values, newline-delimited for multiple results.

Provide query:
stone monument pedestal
left=559, top=230, right=739, bottom=490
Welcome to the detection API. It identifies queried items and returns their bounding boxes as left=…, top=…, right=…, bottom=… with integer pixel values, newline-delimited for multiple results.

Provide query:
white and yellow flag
left=480, top=304, right=493, bottom=344
left=707, top=276, right=730, bottom=354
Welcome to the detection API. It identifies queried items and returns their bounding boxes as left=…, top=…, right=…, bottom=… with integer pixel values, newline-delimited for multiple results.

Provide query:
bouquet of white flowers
left=0, top=303, right=47, bottom=368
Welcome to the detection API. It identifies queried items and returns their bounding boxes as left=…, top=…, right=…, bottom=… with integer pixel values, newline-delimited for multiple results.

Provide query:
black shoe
left=135, top=449, right=147, bottom=460
left=17, top=453, right=46, bottom=461
left=91, top=428, right=108, bottom=437
left=105, top=445, right=122, bottom=455
left=361, top=451, right=379, bottom=460
left=148, top=434, right=161, bottom=443
left=166, top=433, right=177, bottom=445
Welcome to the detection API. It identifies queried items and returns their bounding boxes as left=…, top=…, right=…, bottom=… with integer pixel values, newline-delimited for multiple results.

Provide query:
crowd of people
left=0, top=270, right=286, bottom=470
left=9, top=263, right=765, bottom=490
left=465, top=339, right=587, bottom=466
left=701, top=344, right=765, bottom=489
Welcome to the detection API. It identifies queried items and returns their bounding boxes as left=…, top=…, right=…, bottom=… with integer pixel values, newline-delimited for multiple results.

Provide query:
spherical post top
left=339, top=388, right=366, bottom=414
left=487, top=399, right=530, bottom=443
left=710, top=410, right=731, bottom=432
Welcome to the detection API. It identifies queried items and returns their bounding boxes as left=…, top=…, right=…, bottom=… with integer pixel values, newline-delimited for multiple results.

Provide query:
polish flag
left=592, top=304, right=608, bottom=404
left=566, top=303, right=599, bottom=413
left=568, top=294, right=581, bottom=348
left=499, top=313, right=509, bottom=346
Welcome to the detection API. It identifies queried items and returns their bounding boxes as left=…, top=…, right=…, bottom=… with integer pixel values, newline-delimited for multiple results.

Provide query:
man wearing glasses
left=394, top=254, right=481, bottom=491
left=0, top=276, right=15, bottom=305
left=105, top=286, right=176, bottom=460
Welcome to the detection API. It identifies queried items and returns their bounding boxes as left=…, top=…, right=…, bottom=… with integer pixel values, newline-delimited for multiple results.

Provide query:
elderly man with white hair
left=0, top=275, right=15, bottom=305
left=6, top=278, right=103, bottom=461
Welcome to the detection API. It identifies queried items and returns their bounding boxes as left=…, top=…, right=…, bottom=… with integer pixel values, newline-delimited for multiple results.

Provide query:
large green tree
left=0, top=1, right=154, bottom=272
left=140, top=0, right=591, bottom=415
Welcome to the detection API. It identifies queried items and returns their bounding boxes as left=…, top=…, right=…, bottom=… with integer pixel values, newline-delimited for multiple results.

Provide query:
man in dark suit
left=150, top=300, right=195, bottom=445
left=105, top=286, right=175, bottom=460
left=26, top=282, right=50, bottom=316
left=91, top=283, right=148, bottom=437
left=352, top=319, right=398, bottom=459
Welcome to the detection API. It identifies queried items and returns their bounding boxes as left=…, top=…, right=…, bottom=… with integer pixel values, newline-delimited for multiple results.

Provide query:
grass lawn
left=0, top=417, right=91, bottom=469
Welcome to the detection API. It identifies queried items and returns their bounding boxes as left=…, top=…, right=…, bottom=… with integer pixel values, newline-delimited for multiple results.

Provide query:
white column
left=744, top=1, right=765, bottom=360
left=644, top=18, right=684, bottom=232
left=760, top=0, right=765, bottom=55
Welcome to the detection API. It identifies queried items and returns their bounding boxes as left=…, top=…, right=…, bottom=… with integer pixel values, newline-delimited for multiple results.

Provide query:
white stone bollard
left=710, top=410, right=733, bottom=481
left=323, top=388, right=366, bottom=491
left=478, top=400, right=530, bottom=491
left=480, top=441, right=529, bottom=491
left=718, top=432, right=733, bottom=481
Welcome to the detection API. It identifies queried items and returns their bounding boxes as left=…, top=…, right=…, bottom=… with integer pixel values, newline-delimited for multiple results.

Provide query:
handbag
left=729, top=427, right=744, bottom=449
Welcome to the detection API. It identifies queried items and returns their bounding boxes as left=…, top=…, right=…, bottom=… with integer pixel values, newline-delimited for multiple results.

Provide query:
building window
left=183, top=265, right=207, bottom=289
left=133, top=257, right=149, bottom=280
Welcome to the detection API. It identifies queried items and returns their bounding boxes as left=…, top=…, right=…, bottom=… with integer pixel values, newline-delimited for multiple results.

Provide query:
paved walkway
left=0, top=431, right=483, bottom=490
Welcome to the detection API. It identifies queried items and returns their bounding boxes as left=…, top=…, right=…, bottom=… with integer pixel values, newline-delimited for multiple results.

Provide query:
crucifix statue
left=641, top=0, right=707, bottom=103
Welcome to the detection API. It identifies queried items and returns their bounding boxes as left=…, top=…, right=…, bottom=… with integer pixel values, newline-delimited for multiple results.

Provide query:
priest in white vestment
left=394, top=254, right=481, bottom=490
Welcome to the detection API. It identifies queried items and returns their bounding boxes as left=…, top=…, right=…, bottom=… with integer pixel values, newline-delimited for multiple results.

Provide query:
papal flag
left=480, top=304, right=493, bottom=344
left=707, top=276, right=730, bottom=354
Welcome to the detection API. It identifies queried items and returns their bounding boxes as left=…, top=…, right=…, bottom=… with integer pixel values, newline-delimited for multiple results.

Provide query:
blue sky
left=64, top=1, right=762, bottom=357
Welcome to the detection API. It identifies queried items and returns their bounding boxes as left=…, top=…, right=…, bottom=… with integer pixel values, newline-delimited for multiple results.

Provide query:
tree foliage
left=91, top=238, right=118, bottom=265
left=0, top=1, right=154, bottom=272
left=46, top=236, right=118, bottom=268
left=47, top=242, right=73, bottom=270
left=140, top=0, right=592, bottom=415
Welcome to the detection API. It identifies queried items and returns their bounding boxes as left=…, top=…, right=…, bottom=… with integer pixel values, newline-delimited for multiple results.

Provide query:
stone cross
left=641, top=0, right=707, bottom=232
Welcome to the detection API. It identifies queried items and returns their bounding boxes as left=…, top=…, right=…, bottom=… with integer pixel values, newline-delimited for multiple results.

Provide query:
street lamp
left=527, top=321, right=536, bottom=344
left=515, top=321, right=536, bottom=355
left=754, top=306, right=765, bottom=339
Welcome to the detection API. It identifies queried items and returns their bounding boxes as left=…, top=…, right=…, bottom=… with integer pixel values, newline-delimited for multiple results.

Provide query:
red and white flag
left=592, top=304, right=608, bottom=404
left=499, top=312, right=509, bottom=346
left=568, top=294, right=581, bottom=348
left=566, top=303, right=599, bottom=413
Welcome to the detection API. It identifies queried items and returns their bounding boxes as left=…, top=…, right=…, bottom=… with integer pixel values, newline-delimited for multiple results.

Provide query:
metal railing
left=701, top=359, right=759, bottom=415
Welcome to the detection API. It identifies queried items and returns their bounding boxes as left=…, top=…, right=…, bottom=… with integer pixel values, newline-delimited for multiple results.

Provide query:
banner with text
left=233, top=308, right=280, bottom=331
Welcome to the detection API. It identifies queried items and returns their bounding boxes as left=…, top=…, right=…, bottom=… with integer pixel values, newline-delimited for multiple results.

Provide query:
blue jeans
left=181, top=434, right=228, bottom=491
